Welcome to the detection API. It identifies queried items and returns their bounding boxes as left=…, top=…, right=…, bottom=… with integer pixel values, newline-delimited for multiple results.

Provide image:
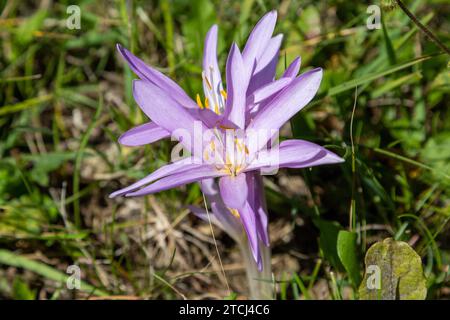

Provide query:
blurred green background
left=0, top=0, right=449, bottom=299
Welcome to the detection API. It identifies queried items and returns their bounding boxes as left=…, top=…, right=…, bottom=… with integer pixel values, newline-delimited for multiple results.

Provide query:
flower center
left=203, top=129, right=250, bottom=177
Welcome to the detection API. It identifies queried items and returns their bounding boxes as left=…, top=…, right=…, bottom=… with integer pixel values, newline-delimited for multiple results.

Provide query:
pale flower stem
left=238, top=239, right=274, bottom=300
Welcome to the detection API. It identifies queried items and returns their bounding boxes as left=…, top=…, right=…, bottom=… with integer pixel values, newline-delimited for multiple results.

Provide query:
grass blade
left=327, top=54, right=437, bottom=96
left=0, top=249, right=108, bottom=297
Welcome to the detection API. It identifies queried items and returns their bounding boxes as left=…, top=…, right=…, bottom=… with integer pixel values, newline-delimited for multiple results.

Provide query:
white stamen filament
left=203, top=128, right=249, bottom=177
left=201, top=67, right=226, bottom=115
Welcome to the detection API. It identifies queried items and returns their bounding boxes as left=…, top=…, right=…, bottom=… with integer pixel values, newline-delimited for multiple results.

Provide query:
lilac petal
left=199, top=178, right=217, bottom=196
left=247, top=56, right=299, bottom=117
left=203, top=25, right=223, bottom=101
left=200, top=179, right=242, bottom=235
left=118, top=122, right=170, bottom=146
left=256, top=206, right=269, bottom=247
left=109, top=157, right=198, bottom=198
left=115, top=51, right=216, bottom=129
left=250, top=77, right=291, bottom=104
left=225, top=43, right=247, bottom=129
left=247, top=35, right=283, bottom=96
left=247, top=173, right=270, bottom=247
left=117, top=44, right=197, bottom=109
left=246, top=139, right=344, bottom=171
left=280, top=139, right=344, bottom=165
left=188, top=201, right=241, bottom=241
left=133, top=80, right=205, bottom=153
left=193, top=107, right=221, bottom=128
left=219, top=173, right=248, bottom=210
left=203, top=25, right=220, bottom=81
left=202, top=175, right=262, bottom=265
left=125, top=165, right=225, bottom=197
left=240, top=201, right=262, bottom=270
left=282, top=57, right=301, bottom=79
left=186, top=106, right=235, bottom=130
left=283, top=149, right=345, bottom=168
left=253, top=34, right=283, bottom=74
left=188, top=205, right=221, bottom=226
left=188, top=205, right=212, bottom=221
left=247, top=68, right=323, bottom=151
left=242, top=11, right=277, bottom=69
left=211, top=202, right=241, bottom=240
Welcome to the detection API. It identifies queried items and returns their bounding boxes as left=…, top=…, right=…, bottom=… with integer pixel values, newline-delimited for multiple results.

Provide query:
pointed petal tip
left=116, top=43, right=128, bottom=61
left=312, top=67, right=323, bottom=74
left=316, top=67, right=324, bottom=77
left=293, top=67, right=323, bottom=86
left=116, top=43, right=128, bottom=56
left=109, top=192, right=118, bottom=199
left=324, top=149, right=345, bottom=164
left=242, top=10, right=279, bottom=66
left=332, top=154, right=346, bottom=163
left=208, top=24, right=218, bottom=33
left=205, top=24, right=218, bottom=42
left=230, top=42, right=242, bottom=54
left=273, top=33, right=284, bottom=41
left=266, top=9, right=278, bottom=20
left=110, top=188, right=134, bottom=198
left=282, top=56, right=302, bottom=79
left=226, top=43, right=240, bottom=69
left=117, top=133, right=135, bottom=147
left=269, top=10, right=278, bottom=24
left=260, top=10, right=278, bottom=28
left=117, top=134, right=127, bottom=146
left=257, top=257, right=263, bottom=272
left=317, top=150, right=345, bottom=166
left=292, top=56, right=301, bottom=64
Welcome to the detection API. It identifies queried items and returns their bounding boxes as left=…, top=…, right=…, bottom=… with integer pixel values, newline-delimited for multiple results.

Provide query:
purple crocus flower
left=111, top=11, right=344, bottom=275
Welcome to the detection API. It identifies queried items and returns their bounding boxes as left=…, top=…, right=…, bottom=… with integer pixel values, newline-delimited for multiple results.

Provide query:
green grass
left=0, top=0, right=449, bottom=299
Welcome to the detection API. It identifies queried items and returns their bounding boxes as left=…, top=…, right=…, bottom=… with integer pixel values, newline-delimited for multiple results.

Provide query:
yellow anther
left=204, top=97, right=210, bottom=109
left=229, top=208, right=240, bottom=218
left=219, top=124, right=235, bottom=130
left=235, top=138, right=243, bottom=152
left=221, top=90, right=227, bottom=99
left=203, top=73, right=212, bottom=90
left=214, top=104, right=219, bottom=114
left=196, top=94, right=204, bottom=109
